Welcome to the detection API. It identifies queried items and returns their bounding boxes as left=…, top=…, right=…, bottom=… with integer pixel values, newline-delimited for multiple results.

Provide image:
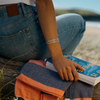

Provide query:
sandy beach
left=73, top=26, right=100, bottom=66
left=85, top=26, right=100, bottom=35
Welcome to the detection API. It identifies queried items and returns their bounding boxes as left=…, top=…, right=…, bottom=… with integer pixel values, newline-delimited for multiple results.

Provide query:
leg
left=38, top=13, right=85, bottom=60
left=56, top=13, right=86, bottom=55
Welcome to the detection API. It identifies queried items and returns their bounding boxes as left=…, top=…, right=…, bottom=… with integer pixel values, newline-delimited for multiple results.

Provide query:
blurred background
left=52, top=0, right=100, bottom=65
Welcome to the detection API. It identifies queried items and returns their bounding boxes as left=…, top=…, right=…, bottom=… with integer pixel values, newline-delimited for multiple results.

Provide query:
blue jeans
left=0, top=3, right=85, bottom=61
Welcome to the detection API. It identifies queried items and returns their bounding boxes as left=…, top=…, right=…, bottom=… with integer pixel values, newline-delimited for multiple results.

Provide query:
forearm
left=36, top=0, right=62, bottom=59
left=36, top=0, right=84, bottom=82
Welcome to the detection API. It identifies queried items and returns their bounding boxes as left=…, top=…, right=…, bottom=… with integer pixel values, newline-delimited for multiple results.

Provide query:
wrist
left=47, top=42, right=63, bottom=60
left=52, top=52, right=63, bottom=61
left=46, top=38, right=59, bottom=44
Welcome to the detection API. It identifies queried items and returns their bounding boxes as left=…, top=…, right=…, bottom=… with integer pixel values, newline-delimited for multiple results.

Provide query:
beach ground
left=73, top=26, right=100, bottom=66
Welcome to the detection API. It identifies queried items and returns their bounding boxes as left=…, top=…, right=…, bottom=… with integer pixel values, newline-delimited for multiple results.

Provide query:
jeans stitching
left=0, top=28, right=29, bottom=39
left=0, top=27, right=38, bottom=60
left=0, top=13, right=33, bottom=29
left=58, top=26, right=85, bottom=36
left=0, top=13, right=7, bottom=17
left=0, top=39, right=10, bottom=57
left=63, top=30, right=84, bottom=54
left=25, top=27, right=39, bottom=58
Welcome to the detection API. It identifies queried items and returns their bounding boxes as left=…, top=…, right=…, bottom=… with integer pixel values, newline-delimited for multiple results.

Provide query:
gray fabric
left=20, top=62, right=94, bottom=99
left=20, top=63, right=72, bottom=91
left=64, top=81, right=94, bottom=99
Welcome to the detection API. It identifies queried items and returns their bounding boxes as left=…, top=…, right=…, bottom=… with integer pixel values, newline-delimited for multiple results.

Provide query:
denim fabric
left=64, top=81, right=94, bottom=99
left=0, top=3, right=86, bottom=61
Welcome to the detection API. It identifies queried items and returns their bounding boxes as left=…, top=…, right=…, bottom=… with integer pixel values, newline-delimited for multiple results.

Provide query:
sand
left=86, top=26, right=100, bottom=35
left=73, top=26, right=100, bottom=66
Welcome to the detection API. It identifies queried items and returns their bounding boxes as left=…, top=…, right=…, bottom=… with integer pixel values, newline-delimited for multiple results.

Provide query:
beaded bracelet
left=46, top=38, right=59, bottom=44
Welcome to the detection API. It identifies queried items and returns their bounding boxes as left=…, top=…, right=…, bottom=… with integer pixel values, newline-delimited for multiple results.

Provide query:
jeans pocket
left=0, top=27, right=38, bottom=61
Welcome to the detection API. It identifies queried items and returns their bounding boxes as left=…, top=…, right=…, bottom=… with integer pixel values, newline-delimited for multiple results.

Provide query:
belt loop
left=21, top=3, right=27, bottom=17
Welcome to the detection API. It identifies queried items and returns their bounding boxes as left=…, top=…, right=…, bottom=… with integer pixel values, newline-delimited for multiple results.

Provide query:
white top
left=0, top=0, right=36, bottom=6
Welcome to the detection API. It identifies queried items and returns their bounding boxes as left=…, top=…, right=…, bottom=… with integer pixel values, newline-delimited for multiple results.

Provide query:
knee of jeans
left=65, top=13, right=86, bottom=35
left=80, top=16, right=86, bottom=34
left=74, top=14, right=86, bottom=35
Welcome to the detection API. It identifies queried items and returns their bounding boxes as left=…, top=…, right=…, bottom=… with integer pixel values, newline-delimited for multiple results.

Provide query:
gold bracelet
left=46, top=38, right=59, bottom=44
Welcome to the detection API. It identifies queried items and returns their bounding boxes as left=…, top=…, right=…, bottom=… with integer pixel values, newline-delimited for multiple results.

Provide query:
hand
left=52, top=55, right=84, bottom=82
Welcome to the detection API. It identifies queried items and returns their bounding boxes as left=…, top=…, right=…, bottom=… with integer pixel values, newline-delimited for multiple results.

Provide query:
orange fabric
left=29, top=60, right=46, bottom=68
left=71, top=98, right=92, bottom=100
left=16, top=73, right=64, bottom=98
left=15, top=80, right=41, bottom=100
left=40, top=94, right=65, bottom=100
left=15, top=79, right=65, bottom=100
left=41, top=94, right=57, bottom=100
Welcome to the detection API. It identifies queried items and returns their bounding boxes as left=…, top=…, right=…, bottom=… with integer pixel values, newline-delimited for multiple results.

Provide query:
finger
left=58, top=70, right=64, bottom=80
left=63, top=68, right=69, bottom=81
left=66, top=66, right=74, bottom=81
left=72, top=69, right=79, bottom=82
left=74, top=62, right=85, bottom=71
left=71, top=65, right=79, bottom=82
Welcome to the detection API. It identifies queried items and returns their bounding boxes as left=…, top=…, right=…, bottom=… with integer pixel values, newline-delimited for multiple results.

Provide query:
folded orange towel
left=15, top=60, right=93, bottom=100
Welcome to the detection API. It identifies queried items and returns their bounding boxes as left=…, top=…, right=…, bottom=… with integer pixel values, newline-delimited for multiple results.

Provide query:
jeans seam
left=25, top=27, right=39, bottom=58
left=30, top=46, right=39, bottom=58
left=0, top=39, right=10, bottom=57
left=30, top=6, right=39, bottom=22
left=58, top=26, right=85, bottom=36
left=0, top=13, right=33, bottom=29
left=0, top=13, right=7, bottom=17
left=0, top=27, right=39, bottom=60
left=0, top=27, right=29, bottom=39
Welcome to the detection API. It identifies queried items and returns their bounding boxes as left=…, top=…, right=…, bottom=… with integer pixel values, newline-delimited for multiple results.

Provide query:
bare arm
left=36, top=0, right=62, bottom=58
left=36, top=0, right=84, bottom=81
